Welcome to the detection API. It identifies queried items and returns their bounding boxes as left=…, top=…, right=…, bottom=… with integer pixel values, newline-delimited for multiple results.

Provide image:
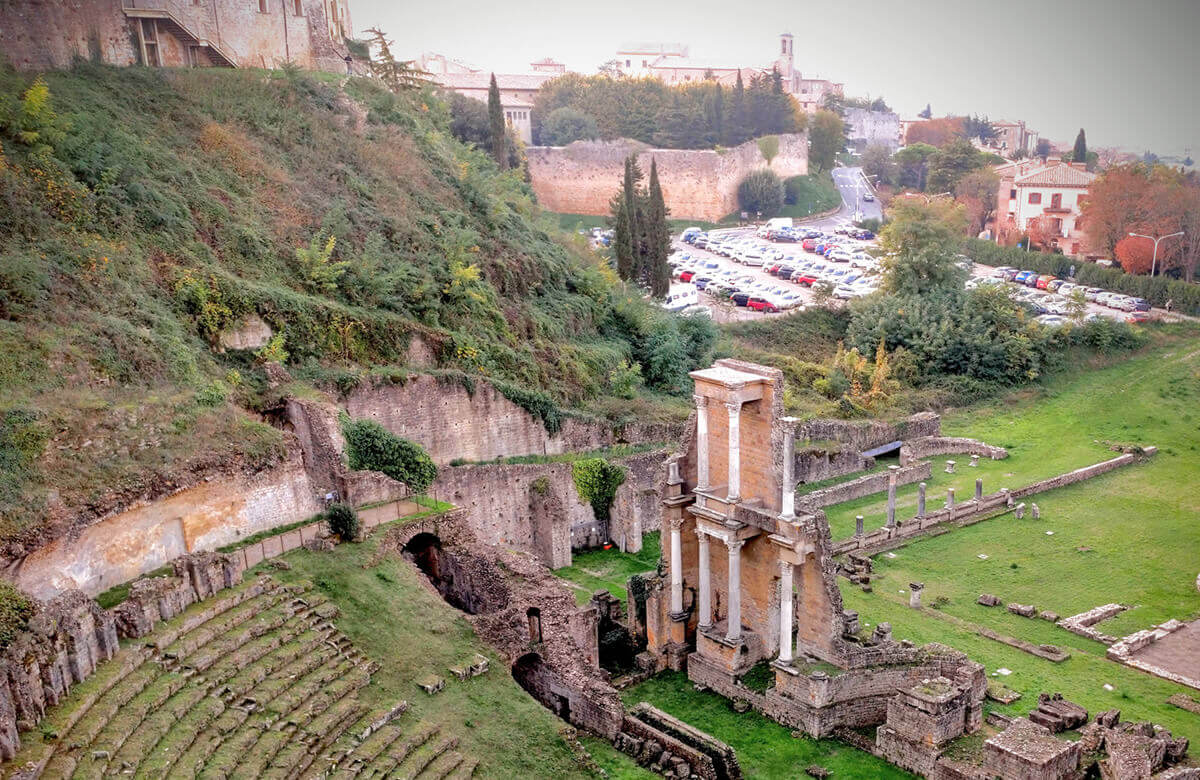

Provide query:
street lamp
left=1127, top=231, right=1184, bottom=277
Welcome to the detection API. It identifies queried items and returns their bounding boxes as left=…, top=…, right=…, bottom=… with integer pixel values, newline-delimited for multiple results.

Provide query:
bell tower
left=778, top=32, right=795, bottom=84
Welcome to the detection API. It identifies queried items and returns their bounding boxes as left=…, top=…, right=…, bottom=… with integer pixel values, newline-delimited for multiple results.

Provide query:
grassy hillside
left=0, top=64, right=707, bottom=550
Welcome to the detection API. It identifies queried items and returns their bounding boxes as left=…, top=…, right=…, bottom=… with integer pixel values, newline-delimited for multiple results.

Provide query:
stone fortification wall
left=797, top=462, right=931, bottom=511
left=429, top=449, right=668, bottom=569
left=345, top=375, right=679, bottom=466
left=526, top=134, right=808, bottom=222
left=797, top=412, right=941, bottom=454
left=9, top=455, right=321, bottom=601
left=899, top=437, right=1007, bottom=466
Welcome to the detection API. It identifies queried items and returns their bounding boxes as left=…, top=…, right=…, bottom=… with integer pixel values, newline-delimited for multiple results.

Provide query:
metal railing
left=121, top=0, right=236, bottom=66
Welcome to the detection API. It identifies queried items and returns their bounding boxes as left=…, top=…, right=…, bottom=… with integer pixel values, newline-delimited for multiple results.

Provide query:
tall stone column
left=781, top=426, right=796, bottom=519
left=726, top=539, right=745, bottom=642
left=855, top=515, right=864, bottom=537
left=694, top=395, right=710, bottom=491
left=725, top=401, right=742, bottom=501
left=778, top=559, right=794, bottom=663
left=696, top=529, right=712, bottom=630
left=886, top=465, right=899, bottom=527
left=975, top=478, right=983, bottom=501
left=669, top=516, right=684, bottom=617
left=917, top=482, right=927, bottom=517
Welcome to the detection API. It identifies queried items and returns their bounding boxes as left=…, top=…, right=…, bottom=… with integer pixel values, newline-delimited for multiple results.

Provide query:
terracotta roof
left=1015, top=165, right=1096, bottom=188
left=431, top=72, right=556, bottom=91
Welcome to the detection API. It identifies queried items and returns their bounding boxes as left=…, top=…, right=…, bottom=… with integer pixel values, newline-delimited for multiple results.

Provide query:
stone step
left=294, top=700, right=372, bottom=780
left=446, top=757, right=479, bottom=778
left=419, top=749, right=466, bottom=780
left=109, top=682, right=211, bottom=772
left=164, top=706, right=251, bottom=779
left=72, top=672, right=189, bottom=776
left=393, top=735, right=459, bottom=780
left=366, top=722, right=440, bottom=778
left=195, top=714, right=270, bottom=779
left=160, top=589, right=290, bottom=660
left=134, top=694, right=225, bottom=779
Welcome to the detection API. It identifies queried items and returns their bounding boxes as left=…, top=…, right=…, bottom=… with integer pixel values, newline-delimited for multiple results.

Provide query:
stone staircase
left=6, top=577, right=476, bottom=779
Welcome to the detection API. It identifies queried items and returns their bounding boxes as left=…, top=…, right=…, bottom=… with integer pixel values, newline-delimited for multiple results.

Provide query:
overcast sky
left=362, top=0, right=1199, bottom=156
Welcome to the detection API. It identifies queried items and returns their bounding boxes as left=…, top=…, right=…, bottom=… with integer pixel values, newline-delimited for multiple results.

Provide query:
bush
left=0, top=581, right=32, bottom=649
left=540, top=107, right=599, bottom=146
left=571, top=457, right=626, bottom=527
left=737, top=169, right=784, bottom=218
left=324, top=502, right=360, bottom=542
left=342, top=418, right=437, bottom=491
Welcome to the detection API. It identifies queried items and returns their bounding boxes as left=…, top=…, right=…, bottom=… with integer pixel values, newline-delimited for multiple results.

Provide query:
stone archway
left=512, top=652, right=571, bottom=721
left=402, top=533, right=509, bottom=615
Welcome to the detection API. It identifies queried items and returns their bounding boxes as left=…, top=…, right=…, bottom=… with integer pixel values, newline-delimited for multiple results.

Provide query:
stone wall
left=428, top=450, right=668, bottom=570
left=797, top=461, right=931, bottom=510
left=899, top=437, right=1008, bottom=466
left=0, top=0, right=355, bottom=73
left=794, top=447, right=872, bottom=485
left=525, top=134, right=808, bottom=222
left=344, top=375, right=679, bottom=466
left=797, top=412, right=941, bottom=453
left=9, top=455, right=321, bottom=600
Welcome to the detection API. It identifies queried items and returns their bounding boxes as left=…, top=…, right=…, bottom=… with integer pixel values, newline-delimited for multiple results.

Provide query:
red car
left=679, top=270, right=695, bottom=282
left=802, top=239, right=818, bottom=252
left=747, top=297, right=779, bottom=313
left=1125, top=311, right=1150, bottom=324
left=1035, top=274, right=1056, bottom=290
left=795, top=274, right=818, bottom=287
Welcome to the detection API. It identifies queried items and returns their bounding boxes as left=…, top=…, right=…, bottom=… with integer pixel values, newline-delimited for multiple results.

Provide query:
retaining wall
left=899, top=437, right=1008, bottom=466
left=796, top=412, right=941, bottom=453
left=526, top=134, right=808, bottom=222
left=797, top=462, right=932, bottom=511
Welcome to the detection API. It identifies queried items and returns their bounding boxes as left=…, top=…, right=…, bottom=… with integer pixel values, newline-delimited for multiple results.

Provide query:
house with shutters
left=995, top=160, right=1096, bottom=256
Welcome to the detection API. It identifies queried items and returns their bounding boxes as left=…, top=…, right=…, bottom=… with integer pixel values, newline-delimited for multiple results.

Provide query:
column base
left=669, top=610, right=690, bottom=622
left=665, top=641, right=690, bottom=672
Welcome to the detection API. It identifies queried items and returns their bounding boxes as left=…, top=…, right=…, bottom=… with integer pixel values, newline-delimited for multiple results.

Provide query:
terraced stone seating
left=6, top=576, right=476, bottom=779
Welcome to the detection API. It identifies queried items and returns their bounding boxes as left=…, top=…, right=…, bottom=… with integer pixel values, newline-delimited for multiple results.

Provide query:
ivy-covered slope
left=0, top=64, right=707, bottom=552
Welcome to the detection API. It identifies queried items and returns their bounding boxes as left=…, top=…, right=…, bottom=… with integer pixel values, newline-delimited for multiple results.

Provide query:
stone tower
left=777, top=32, right=795, bottom=83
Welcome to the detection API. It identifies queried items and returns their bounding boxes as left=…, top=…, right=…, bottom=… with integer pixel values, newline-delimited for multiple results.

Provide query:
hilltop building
left=614, top=33, right=844, bottom=113
left=0, top=0, right=355, bottom=73
left=418, top=52, right=566, bottom=144
left=994, top=159, right=1095, bottom=256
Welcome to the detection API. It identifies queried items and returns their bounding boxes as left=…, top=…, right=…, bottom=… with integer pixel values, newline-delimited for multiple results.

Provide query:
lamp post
left=1127, top=231, right=1184, bottom=277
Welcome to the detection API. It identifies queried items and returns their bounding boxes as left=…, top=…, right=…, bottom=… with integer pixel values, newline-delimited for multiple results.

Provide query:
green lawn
left=554, top=532, right=662, bottom=605
left=780, top=173, right=841, bottom=220
left=265, top=537, right=607, bottom=778
left=621, top=672, right=914, bottom=779
left=837, top=335, right=1200, bottom=743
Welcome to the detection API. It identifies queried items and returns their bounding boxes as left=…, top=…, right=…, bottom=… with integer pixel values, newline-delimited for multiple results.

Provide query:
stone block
left=977, top=594, right=1002, bottom=607
left=1038, top=611, right=1059, bottom=622
left=1007, top=603, right=1037, bottom=618
left=417, top=675, right=445, bottom=695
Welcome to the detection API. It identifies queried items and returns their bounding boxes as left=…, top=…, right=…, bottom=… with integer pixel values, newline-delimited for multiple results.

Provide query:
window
left=1009, top=189, right=1017, bottom=199
left=1050, top=193, right=1062, bottom=209
left=625, top=59, right=630, bottom=67
left=782, top=40, right=787, bottom=54
left=293, top=0, right=302, bottom=14
left=258, top=0, right=267, bottom=12
left=1028, top=192, right=1042, bottom=205
left=642, top=59, right=647, bottom=67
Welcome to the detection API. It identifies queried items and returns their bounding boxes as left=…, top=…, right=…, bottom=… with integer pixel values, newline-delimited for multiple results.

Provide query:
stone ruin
left=626, top=358, right=1196, bottom=780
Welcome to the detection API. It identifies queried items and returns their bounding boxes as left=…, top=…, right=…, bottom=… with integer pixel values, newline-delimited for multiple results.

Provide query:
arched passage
left=402, top=533, right=509, bottom=615
left=512, top=652, right=571, bottom=721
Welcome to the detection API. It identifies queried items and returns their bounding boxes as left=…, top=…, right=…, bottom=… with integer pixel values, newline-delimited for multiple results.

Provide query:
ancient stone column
left=886, top=465, right=899, bottom=528
left=694, top=395, right=710, bottom=491
left=917, top=482, right=927, bottom=517
left=781, top=426, right=796, bottom=519
left=667, top=458, right=681, bottom=485
left=909, top=582, right=924, bottom=608
left=946, top=488, right=955, bottom=508
left=855, top=515, right=864, bottom=537
left=726, top=539, right=745, bottom=642
left=970, top=454, right=980, bottom=468
left=696, top=530, right=712, bottom=630
left=669, top=516, right=684, bottom=617
left=975, top=478, right=983, bottom=501
left=725, top=401, right=742, bottom=501
left=945, top=459, right=956, bottom=474
left=1003, top=488, right=1012, bottom=507
left=778, top=559, right=794, bottom=663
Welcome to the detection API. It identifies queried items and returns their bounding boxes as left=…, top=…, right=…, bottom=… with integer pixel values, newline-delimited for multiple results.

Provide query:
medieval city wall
left=525, top=133, right=809, bottom=222
left=344, top=375, right=679, bottom=466
left=10, top=456, right=320, bottom=600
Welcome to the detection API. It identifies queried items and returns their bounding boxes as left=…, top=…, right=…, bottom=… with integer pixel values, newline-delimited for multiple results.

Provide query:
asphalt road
left=830, top=166, right=883, bottom=225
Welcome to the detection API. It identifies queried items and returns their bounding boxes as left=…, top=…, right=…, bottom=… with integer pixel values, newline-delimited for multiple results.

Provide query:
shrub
left=540, top=107, right=599, bottom=146
left=0, top=581, right=32, bottom=649
left=342, top=418, right=437, bottom=491
left=571, top=457, right=626, bottom=528
left=324, top=501, right=360, bottom=542
left=737, top=169, right=784, bottom=218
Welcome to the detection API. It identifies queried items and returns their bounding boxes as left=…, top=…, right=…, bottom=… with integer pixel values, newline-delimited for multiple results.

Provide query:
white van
left=765, top=217, right=793, bottom=231
left=662, top=284, right=699, bottom=312
left=737, top=247, right=766, bottom=267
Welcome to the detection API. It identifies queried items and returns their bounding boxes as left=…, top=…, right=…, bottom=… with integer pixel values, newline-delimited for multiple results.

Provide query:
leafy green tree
left=878, top=197, right=969, bottom=294
left=737, top=169, right=785, bottom=218
left=1035, top=138, right=1052, bottom=159
left=487, top=73, right=508, bottom=170
left=963, top=115, right=997, bottom=143
left=365, top=28, right=433, bottom=92
left=1072, top=128, right=1087, bottom=165
left=541, top=106, right=598, bottom=145
left=808, top=110, right=844, bottom=173
left=861, top=144, right=898, bottom=186
left=895, top=143, right=938, bottom=190
left=955, top=167, right=1001, bottom=235
left=644, top=159, right=671, bottom=297
left=324, top=502, right=360, bottom=542
left=295, top=233, right=348, bottom=294
left=927, top=138, right=988, bottom=193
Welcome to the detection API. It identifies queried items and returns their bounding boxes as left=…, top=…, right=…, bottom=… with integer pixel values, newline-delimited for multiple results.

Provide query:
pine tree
left=711, top=83, right=724, bottom=146
left=487, top=74, right=508, bottom=170
left=365, top=28, right=433, bottom=92
left=1072, top=129, right=1087, bottom=164
left=612, top=185, right=634, bottom=281
left=727, top=71, right=746, bottom=145
left=645, top=159, right=671, bottom=298
left=918, top=103, right=932, bottom=119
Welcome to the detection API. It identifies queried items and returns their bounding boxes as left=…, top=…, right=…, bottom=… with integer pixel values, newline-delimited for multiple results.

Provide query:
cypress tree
left=646, top=159, right=671, bottom=298
left=487, top=73, right=508, bottom=170
left=1072, top=128, right=1087, bottom=164
left=728, top=71, right=746, bottom=145
left=712, top=83, right=724, bottom=146
left=611, top=159, right=635, bottom=281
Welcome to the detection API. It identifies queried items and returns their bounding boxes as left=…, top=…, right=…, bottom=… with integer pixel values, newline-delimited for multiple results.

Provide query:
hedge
left=964, top=239, right=1200, bottom=315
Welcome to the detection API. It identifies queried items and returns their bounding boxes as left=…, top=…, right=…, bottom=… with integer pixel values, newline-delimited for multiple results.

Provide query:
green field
left=554, top=532, right=662, bottom=605
left=621, top=672, right=914, bottom=779
left=780, top=173, right=842, bottom=219
left=836, top=335, right=1200, bottom=742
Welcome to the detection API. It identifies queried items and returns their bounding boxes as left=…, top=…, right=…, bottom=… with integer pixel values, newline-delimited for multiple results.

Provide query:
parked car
left=1125, top=311, right=1151, bottom=323
left=862, top=192, right=875, bottom=202
left=1035, top=314, right=1068, bottom=327
left=1083, top=287, right=1103, bottom=302
left=1130, top=298, right=1152, bottom=312
left=747, top=297, right=779, bottom=312
left=679, top=271, right=695, bottom=283
left=730, top=292, right=752, bottom=306
left=1035, top=275, right=1056, bottom=289
left=795, top=273, right=819, bottom=287
left=1013, top=270, right=1034, bottom=285
left=1045, top=279, right=1065, bottom=292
